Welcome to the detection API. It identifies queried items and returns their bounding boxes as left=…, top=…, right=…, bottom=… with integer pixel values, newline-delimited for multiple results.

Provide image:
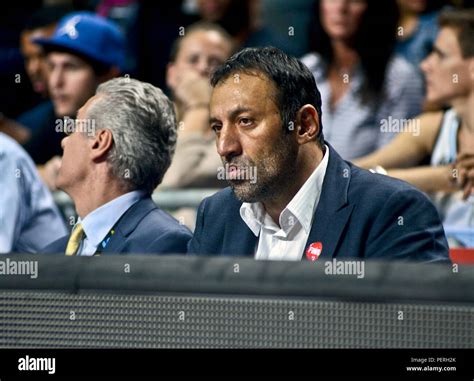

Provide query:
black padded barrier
left=0, top=255, right=472, bottom=348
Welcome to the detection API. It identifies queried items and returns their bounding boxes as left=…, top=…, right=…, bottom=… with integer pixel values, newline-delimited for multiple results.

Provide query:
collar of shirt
left=240, top=145, right=330, bottom=237
left=76, top=190, right=146, bottom=255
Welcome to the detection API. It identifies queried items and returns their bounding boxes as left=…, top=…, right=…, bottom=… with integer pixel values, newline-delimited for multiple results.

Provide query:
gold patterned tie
left=65, top=223, right=85, bottom=256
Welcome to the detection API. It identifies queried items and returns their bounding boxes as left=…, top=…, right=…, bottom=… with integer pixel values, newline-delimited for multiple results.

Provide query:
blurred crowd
left=0, top=0, right=473, bottom=253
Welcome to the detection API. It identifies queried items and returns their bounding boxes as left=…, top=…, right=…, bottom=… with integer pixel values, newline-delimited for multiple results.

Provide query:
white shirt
left=240, top=145, right=330, bottom=261
left=74, top=190, right=146, bottom=256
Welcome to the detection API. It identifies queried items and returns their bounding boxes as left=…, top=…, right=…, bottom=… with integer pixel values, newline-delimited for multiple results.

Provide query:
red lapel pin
left=306, top=242, right=323, bottom=261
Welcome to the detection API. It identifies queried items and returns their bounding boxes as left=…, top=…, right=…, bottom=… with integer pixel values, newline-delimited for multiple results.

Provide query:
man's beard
left=224, top=133, right=298, bottom=203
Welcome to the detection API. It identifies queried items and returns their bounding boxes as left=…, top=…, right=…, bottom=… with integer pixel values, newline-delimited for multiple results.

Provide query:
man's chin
left=54, top=106, right=74, bottom=118
left=54, top=175, right=66, bottom=193
left=33, top=82, right=46, bottom=95
left=230, top=181, right=260, bottom=203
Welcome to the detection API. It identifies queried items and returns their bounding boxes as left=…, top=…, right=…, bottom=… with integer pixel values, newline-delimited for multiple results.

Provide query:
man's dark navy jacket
left=188, top=145, right=449, bottom=262
left=43, top=198, right=192, bottom=255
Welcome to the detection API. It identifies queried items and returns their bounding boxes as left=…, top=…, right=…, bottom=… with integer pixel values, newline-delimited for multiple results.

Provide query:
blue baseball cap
left=34, top=11, right=125, bottom=70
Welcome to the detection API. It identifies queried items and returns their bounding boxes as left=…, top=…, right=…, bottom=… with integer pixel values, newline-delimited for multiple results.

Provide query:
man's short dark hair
left=439, top=9, right=474, bottom=58
left=210, top=47, right=324, bottom=147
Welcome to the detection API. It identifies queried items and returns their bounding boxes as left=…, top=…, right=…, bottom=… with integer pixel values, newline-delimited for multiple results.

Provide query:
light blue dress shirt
left=74, top=190, right=146, bottom=256
left=0, top=132, right=68, bottom=253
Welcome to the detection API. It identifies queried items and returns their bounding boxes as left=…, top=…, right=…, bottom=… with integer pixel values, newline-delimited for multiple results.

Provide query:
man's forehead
left=178, top=31, right=231, bottom=59
left=22, top=28, right=50, bottom=41
left=212, top=72, right=275, bottom=100
left=436, top=27, right=460, bottom=49
left=216, top=71, right=274, bottom=90
left=182, top=30, right=228, bottom=48
left=47, top=51, right=86, bottom=65
left=210, top=72, right=279, bottom=116
left=21, top=30, right=48, bottom=51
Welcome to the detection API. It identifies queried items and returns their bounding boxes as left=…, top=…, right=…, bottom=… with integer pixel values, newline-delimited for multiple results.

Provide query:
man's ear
left=295, top=104, right=320, bottom=145
left=90, top=129, right=114, bottom=162
left=166, top=63, right=177, bottom=91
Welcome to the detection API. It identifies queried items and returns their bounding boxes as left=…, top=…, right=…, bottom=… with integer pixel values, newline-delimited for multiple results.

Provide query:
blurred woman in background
left=301, top=0, right=424, bottom=160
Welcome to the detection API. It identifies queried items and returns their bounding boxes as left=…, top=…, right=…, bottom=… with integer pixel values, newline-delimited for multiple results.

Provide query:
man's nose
left=49, top=67, right=64, bottom=90
left=420, top=53, right=432, bottom=73
left=196, top=58, right=210, bottom=78
left=60, top=135, right=68, bottom=150
left=29, top=57, right=41, bottom=76
left=217, top=125, right=242, bottom=161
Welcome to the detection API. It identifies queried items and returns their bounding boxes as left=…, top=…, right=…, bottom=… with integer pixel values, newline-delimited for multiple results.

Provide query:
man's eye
left=211, top=124, right=222, bottom=133
left=239, top=118, right=252, bottom=126
left=188, top=55, right=200, bottom=65
left=208, top=58, right=223, bottom=70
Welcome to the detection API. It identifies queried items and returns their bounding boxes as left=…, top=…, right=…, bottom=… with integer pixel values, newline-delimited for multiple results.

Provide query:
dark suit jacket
left=188, top=145, right=449, bottom=262
left=43, top=198, right=192, bottom=255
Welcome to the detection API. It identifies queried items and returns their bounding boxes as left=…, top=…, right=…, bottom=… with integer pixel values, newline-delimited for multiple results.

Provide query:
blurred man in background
left=20, top=7, right=70, bottom=99
left=355, top=9, right=474, bottom=247
left=0, top=6, right=70, bottom=145
left=160, top=22, right=234, bottom=229
left=22, top=11, right=125, bottom=190
left=162, top=22, right=234, bottom=189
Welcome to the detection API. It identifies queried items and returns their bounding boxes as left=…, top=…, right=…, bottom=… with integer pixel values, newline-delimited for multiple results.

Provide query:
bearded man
left=187, top=47, right=448, bottom=262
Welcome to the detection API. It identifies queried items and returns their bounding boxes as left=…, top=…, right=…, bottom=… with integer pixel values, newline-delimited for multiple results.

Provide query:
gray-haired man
left=41, top=77, right=192, bottom=255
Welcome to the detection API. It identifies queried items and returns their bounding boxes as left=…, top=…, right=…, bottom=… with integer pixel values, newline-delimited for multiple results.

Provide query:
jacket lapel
left=232, top=220, right=258, bottom=257
left=303, top=145, right=353, bottom=260
left=49, top=236, right=69, bottom=254
left=100, top=197, right=157, bottom=254
left=224, top=191, right=258, bottom=257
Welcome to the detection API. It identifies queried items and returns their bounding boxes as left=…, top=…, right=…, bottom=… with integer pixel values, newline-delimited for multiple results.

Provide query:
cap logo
left=58, top=15, right=81, bottom=39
